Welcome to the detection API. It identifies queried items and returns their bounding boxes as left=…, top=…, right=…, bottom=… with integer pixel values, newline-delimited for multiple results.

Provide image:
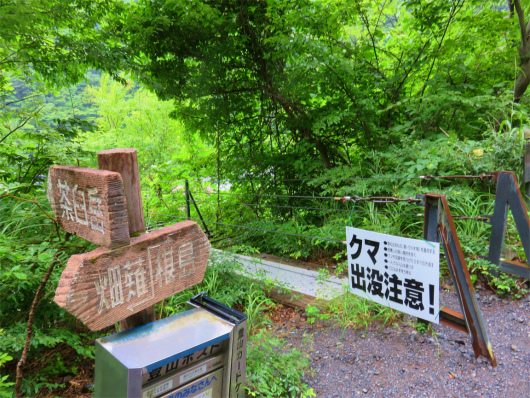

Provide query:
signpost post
left=97, top=148, right=153, bottom=330
left=46, top=149, right=252, bottom=397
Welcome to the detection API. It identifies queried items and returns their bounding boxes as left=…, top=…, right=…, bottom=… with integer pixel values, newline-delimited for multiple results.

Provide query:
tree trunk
left=512, top=0, right=530, bottom=102
left=273, top=94, right=332, bottom=169
left=514, top=57, right=530, bottom=102
left=313, top=138, right=332, bottom=170
left=302, top=129, right=332, bottom=169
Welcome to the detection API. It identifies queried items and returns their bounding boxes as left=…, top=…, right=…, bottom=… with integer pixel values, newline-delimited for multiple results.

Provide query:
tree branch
left=1, top=194, right=58, bottom=224
left=418, top=0, right=464, bottom=100
left=356, top=2, right=381, bottom=74
left=0, top=93, right=44, bottom=111
left=15, top=253, right=62, bottom=398
left=514, top=0, right=527, bottom=50
left=512, top=0, right=530, bottom=101
left=0, top=106, right=43, bottom=144
left=508, top=1, right=515, bottom=18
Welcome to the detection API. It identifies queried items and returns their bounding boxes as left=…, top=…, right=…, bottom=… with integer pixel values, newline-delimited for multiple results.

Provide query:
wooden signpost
left=54, top=221, right=210, bottom=331
left=46, top=166, right=130, bottom=248
left=49, top=149, right=211, bottom=331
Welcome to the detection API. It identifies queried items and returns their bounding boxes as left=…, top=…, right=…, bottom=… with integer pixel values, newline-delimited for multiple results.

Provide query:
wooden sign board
left=54, top=221, right=211, bottom=331
left=47, top=166, right=130, bottom=248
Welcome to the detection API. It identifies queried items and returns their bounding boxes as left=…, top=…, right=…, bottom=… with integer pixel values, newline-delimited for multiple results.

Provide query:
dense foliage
left=1, top=0, right=529, bottom=396
left=121, top=0, right=528, bottom=175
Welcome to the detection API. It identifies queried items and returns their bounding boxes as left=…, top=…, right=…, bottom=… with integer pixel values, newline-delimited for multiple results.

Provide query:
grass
left=324, top=285, right=403, bottom=333
left=246, top=329, right=315, bottom=398
left=157, top=250, right=315, bottom=397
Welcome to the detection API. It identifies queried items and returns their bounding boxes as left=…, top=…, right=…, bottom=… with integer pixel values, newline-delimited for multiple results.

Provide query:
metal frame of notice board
left=95, top=292, right=247, bottom=398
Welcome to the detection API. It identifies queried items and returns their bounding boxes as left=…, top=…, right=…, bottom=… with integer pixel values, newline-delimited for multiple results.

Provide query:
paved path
left=211, top=249, right=347, bottom=300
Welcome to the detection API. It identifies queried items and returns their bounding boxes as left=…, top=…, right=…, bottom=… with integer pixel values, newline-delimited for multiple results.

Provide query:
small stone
left=362, top=389, right=368, bottom=394
left=427, top=338, right=435, bottom=344
left=511, top=345, right=520, bottom=352
left=374, top=371, right=380, bottom=375
left=518, top=318, right=524, bottom=323
left=449, top=371, right=457, bottom=379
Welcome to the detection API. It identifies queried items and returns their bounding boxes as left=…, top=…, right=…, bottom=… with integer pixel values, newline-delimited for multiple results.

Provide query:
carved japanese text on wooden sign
left=54, top=221, right=211, bottom=331
left=47, top=166, right=130, bottom=248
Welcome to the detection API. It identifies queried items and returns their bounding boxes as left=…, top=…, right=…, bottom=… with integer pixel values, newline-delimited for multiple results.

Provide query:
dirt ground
left=274, top=288, right=530, bottom=398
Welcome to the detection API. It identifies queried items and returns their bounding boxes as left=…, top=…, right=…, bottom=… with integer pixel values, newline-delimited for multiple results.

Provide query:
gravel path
left=279, top=288, right=530, bottom=398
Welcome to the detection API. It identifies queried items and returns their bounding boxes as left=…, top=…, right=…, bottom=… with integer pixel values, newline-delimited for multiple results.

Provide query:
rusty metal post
left=185, top=180, right=191, bottom=221
left=423, top=194, right=497, bottom=366
left=523, top=141, right=530, bottom=206
left=486, top=171, right=530, bottom=279
left=188, top=190, right=212, bottom=237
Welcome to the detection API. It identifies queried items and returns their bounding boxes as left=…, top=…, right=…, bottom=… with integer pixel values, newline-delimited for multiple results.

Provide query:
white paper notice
left=346, top=226, right=440, bottom=323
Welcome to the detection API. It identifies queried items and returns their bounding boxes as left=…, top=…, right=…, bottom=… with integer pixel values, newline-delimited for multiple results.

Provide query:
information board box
left=158, top=367, right=224, bottom=398
left=95, top=294, right=247, bottom=398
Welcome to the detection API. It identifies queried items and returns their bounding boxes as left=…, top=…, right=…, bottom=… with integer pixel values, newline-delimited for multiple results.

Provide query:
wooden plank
left=46, top=166, right=130, bottom=248
left=54, top=221, right=211, bottom=331
left=98, top=149, right=145, bottom=236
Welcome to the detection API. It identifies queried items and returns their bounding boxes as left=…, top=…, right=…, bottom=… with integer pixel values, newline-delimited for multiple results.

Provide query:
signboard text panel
left=346, top=227, right=440, bottom=323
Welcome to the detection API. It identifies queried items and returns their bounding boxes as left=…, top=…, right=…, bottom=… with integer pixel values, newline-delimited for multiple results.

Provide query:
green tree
left=121, top=0, right=526, bottom=179
left=0, top=2, right=129, bottom=395
left=0, top=0, right=127, bottom=88
left=0, top=0, right=128, bottom=193
left=81, top=73, right=212, bottom=173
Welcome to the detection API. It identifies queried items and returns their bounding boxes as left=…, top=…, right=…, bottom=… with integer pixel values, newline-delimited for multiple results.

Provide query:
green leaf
left=13, top=272, right=27, bottom=280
